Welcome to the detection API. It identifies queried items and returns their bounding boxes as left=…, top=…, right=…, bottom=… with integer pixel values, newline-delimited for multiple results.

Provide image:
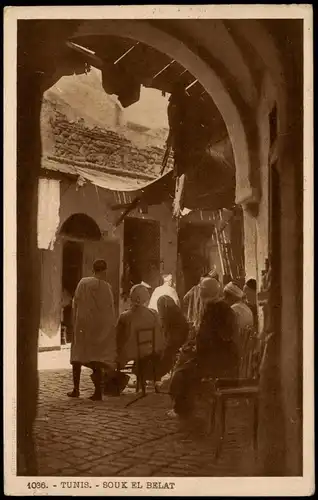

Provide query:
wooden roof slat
left=185, top=79, right=198, bottom=91
left=66, top=41, right=103, bottom=69
left=67, top=35, right=226, bottom=131
left=113, top=41, right=140, bottom=65
left=152, top=59, right=175, bottom=80
left=73, top=35, right=133, bottom=59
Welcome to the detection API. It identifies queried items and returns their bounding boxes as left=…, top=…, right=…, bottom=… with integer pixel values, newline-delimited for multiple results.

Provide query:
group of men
left=183, top=269, right=256, bottom=334
left=66, top=258, right=257, bottom=405
left=168, top=271, right=257, bottom=420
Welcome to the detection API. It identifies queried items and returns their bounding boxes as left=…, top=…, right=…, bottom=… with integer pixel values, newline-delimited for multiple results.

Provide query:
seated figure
left=113, top=284, right=165, bottom=392
left=156, top=295, right=190, bottom=378
left=169, top=277, right=239, bottom=420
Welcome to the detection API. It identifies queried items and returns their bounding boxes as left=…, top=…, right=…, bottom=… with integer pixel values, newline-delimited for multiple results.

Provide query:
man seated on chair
left=243, top=278, right=258, bottom=333
left=156, top=295, right=189, bottom=379
left=169, top=277, right=239, bottom=421
left=115, top=283, right=165, bottom=391
left=223, top=281, right=254, bottom=350
left=182, top=266, right=220, bottom=338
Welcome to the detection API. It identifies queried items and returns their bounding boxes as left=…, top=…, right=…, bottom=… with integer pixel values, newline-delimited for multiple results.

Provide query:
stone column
left=278, top=118, right=303, bottom=476
left=257, top=60, right=303, bottom=476
left=17, top=65, right=43, bottom=474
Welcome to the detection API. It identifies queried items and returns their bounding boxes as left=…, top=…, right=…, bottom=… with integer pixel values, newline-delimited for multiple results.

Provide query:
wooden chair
left=125, top=327, right=160, bottom=407
left=205, top=328, right=273, bottom=459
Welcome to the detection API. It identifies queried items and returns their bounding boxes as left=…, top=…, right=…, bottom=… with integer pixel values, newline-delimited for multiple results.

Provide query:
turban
left=224, top=281, right=244, bottom=299
left=199, top=277, right=221, bottom=302
left=130, top=284, right=150, bottom=307
left=244, top=278, right=257, bottom=291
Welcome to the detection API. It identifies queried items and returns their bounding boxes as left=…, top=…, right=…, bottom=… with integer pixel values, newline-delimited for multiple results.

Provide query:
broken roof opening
left=42, top=34, right=236, bottom=217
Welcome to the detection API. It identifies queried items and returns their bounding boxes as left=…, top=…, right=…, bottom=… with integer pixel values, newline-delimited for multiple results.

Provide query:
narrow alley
left=36, top=356, right=257, bottom=477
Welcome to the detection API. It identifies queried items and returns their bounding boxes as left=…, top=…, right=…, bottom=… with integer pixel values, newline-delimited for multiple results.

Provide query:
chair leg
left=152, top=361, right=160, bottom=393
left=207, top=397, right=217, bottom=435
left=140, top=370, right=146, bottom=397
left=221, top=398, right=226, bottom=437
left=253, top=396, right=259, bottom=452
left=215, top=397, right=226, bottom=460
left=211, top=397, right=217, bottom=433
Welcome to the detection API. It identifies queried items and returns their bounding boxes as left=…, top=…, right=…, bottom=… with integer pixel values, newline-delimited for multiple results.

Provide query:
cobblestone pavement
left=35, top=368, right=258, bottom=477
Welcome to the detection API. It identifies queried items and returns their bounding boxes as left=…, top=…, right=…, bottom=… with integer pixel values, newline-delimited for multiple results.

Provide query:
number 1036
left=27, top=482, right=48, bottom=489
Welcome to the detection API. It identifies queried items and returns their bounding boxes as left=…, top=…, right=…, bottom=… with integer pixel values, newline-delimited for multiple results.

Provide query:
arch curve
left=60, top=213, right=102, bottom=241
left=70, top=19, right=257, bottom=205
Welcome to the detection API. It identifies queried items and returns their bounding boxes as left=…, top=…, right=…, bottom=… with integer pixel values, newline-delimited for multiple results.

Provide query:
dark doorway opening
left=123, top=218, right=160, bottom=298
left=60, top=213, right=101, bottom=240
left=59, top=213, right=101, bottom=344
left=178, top=223, right=213, bottom=294
left=61, top=240, right=83, bottom=344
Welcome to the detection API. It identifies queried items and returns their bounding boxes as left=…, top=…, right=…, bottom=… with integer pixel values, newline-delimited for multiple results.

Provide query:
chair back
left=258, top=332, right=274, bottom=374
left=136, top=328, right=156, bottom=361
left=238, top=326, right=262, bottom=379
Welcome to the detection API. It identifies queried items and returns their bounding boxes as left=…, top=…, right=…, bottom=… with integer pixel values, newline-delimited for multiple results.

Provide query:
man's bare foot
left=67, top=390, right=79, bottom=398
left=167, top=410, right=194, bottom=429
left=167, top=409, right=179, bottom=419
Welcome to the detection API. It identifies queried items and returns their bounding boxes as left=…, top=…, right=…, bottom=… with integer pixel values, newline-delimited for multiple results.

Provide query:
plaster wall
left=243, top=74, right=274, bottom=287
left=38, top=179, right=177, bottom=348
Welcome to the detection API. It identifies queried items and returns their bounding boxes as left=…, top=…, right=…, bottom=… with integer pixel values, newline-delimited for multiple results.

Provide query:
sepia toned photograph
left=4, top=5, right=314, bottom=496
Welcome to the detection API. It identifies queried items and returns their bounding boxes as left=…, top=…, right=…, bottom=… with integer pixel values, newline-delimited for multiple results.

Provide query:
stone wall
left=41, top=101, right=173, bottom=179
left=39, top=100, right=177, bottom=350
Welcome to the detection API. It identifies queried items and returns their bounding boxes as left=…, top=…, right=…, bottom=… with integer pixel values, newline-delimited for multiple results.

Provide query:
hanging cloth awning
left=139, top=136, right=236, bottom=212
left=42, top=135, right=235, bottom=215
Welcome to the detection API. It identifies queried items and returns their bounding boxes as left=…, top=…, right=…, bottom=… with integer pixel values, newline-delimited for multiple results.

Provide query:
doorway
left=61, top=240, right=83, bottom=344
left=59, top=213, right=101, bottom=344
left=178, top=223, right=213, bottom=294
left=123, top=218, right=160, bottom=297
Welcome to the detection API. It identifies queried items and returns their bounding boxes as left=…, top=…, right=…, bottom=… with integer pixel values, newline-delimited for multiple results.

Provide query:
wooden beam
left=66, top=41, right=103, bottom=69
left=115, top=197, right=140, bottom=227
left=152, top=59, right=175, bottom=80
left=40, top=168, right=76, bottom=183
left=113, top=42, right=140, bottom=65
left=110, top=202, right=135, bottom=211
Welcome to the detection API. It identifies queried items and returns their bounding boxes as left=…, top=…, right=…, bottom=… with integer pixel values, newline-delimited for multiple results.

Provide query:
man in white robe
left=148, top=273, right=180, bottom=312
left=223, top=281, right=254, bottom=353
left=67, top=259, right=116, bottom=401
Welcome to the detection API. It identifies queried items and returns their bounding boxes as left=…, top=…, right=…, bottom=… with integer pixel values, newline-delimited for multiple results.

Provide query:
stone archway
left=70, top=19, right=259, bottom=207
left=56, top=20, right=302, bottom=477
left=16, top=18, right=303, bottom=478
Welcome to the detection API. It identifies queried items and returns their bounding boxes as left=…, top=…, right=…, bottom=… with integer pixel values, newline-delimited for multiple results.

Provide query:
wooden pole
left=214, top=225, right=225, bottom=276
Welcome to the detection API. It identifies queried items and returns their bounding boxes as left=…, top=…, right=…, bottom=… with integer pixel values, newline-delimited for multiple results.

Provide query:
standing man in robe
left=148, top=273, right=180, bottom=312
left=67, top=259, right=117, bottom=401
